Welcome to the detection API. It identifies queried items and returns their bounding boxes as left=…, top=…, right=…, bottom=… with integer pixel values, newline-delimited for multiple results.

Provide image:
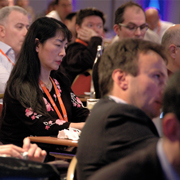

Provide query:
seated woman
left=0, top=17, right=89, bottom=148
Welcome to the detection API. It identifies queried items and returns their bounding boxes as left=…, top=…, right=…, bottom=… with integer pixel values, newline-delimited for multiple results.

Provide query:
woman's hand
left=23, top=137, right=47, bottom=162
left=0, top=144, right=25, bottom=159
left=69, top=122, right=85, bottom=130
left=77, top=27, right=100, bottom=42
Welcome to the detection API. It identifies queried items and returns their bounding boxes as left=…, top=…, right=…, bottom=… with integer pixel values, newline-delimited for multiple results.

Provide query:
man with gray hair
left=0, top=6, right=29, bottom=96
left=161, top=24, right=180, bottom=76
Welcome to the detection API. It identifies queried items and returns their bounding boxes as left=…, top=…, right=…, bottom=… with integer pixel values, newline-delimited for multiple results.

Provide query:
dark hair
left=162, top=70, right=180, bottom=120
left=65, top=12, right=77, bottom=21
left=46, top=0, right=56, bottom=11
left=99, top=38, right=167, bottom=96
left=114, top=1, right=145, bottom=24
left=76, top=7, right=105, bottom=26
left=5, top=17, right=71, bottom=115
left=55, top=0, right=59, bottom=5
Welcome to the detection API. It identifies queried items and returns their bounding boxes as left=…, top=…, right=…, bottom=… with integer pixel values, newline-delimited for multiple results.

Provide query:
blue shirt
left=157, top=139, right=180, bottom=180
left=0, top=41, right=15, bottom=102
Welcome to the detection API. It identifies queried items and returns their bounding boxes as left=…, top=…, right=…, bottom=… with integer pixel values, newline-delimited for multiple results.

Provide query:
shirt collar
left=108, top=95, right=127, bottom=104
left=0, top=41, right=12, bottom=54
left=157, top=139, right=180, bottom=180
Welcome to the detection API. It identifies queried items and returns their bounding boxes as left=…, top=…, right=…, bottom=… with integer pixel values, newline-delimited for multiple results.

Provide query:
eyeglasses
left=118, top=23, right=149, bottom=33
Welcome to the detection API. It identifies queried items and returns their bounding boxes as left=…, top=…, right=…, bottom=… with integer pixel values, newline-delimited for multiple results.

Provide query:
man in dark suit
left=76, top=38, right=168, bottom=180
left=89, top=70, right=180, bottom=180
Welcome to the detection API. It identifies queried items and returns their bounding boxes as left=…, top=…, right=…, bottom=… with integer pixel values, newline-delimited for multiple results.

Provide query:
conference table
left=29, top=136, right=78, bottom=159
left=29, top=136, right=78, bottom=147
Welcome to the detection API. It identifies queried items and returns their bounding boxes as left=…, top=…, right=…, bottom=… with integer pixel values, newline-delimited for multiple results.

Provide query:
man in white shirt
left=145, top=7, right=174, bottom=42
left=0, top=6, right=29, bottom=98
left=46, top=0, right=72, bottom=23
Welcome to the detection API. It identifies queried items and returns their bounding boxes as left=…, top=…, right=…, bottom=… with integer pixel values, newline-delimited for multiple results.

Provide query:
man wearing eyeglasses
left=161, top=24, right=180, bottom=76
left=93, top=1, right=159, bottom=99
left=112, top=1, right=159, bottom=44
left=113, top=1, right=147, bottom=40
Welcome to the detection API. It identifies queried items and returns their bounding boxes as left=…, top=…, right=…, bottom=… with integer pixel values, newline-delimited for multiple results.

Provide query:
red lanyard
left=75, top=38, right=88, bottom=46
left=39, top=77, right=68, bottom=122
left=0, top=49, right=15, bottom=66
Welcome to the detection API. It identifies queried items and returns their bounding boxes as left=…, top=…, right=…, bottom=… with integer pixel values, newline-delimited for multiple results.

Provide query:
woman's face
left=36, top=31, right=67, bottom=73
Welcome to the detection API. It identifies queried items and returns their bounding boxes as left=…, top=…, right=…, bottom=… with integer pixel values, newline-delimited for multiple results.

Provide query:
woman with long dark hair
left=0, top=17, right=89, bottom=147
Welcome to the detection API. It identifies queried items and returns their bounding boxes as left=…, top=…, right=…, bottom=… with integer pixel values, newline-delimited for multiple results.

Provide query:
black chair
left=0, top=156, right=60, bottom=180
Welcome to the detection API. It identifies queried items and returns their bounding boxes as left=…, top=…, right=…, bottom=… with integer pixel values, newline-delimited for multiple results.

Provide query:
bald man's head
left=145, top=8, right=159, bottom=30
left=161, top=24, right=180, bottom=49
left=162, top=24, right=180, bottom=73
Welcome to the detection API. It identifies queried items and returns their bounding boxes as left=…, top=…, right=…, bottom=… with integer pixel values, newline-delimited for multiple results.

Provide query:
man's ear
left=35, top=38, right=39, bottom=52
left=112, top=69, right=128, bottom=90
left=163, top=113, right=180, bottom=141
left=0, top=25, right=6, bottom=38
left=113, top=24, right=120, bottom=36
left=168, top=44, right=176, bottom=59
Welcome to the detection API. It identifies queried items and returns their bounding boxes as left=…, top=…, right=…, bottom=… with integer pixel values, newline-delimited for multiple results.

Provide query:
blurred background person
left=46, top=0, right=72, bottom=24
left=0, top=6, right=29, bottom=99
left=113, top=1, right=148, bottom=41
left=59, top=7, right=105, bottom=85
left=0, top=0, right=8, bottom=9
left=15, top=0, right=35, bottom=23
left=64, top=12, right=77, bottom=42
left=35, top=0, right=56, bottom=20
left=112, top=1, right=159, bottom=44
left=46, top=0, right=56, bottom=15
left=161, top=24, right=180, bottom=76
left=95, top=1, right=159, bottom=99
left=145, top=7, right=174, bottom=42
